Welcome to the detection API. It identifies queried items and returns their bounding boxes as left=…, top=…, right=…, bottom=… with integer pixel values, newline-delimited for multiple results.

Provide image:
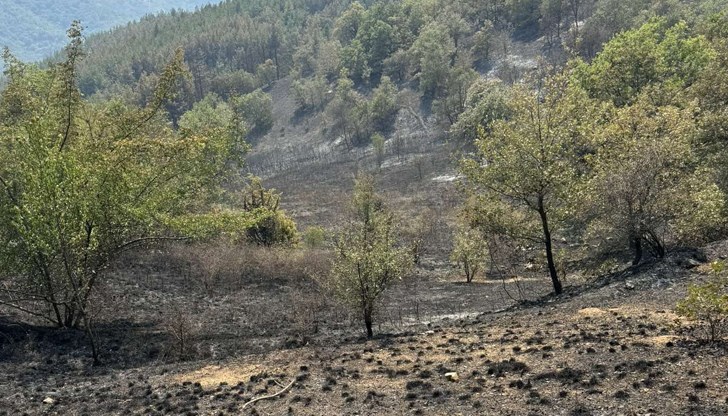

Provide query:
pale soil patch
left=174, top=363, right=268, bottom=389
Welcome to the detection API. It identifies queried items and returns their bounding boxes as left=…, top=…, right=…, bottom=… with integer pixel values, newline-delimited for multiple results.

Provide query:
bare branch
left=242, top=378, right=295, bottom=410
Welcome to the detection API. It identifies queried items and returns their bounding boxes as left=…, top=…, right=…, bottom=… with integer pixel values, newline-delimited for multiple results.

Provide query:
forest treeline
left=67, top=0, right=727, bottom=129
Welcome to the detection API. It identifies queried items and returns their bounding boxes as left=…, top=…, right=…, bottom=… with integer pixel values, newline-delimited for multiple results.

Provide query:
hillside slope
left=1, top=245, right=725, bottom=415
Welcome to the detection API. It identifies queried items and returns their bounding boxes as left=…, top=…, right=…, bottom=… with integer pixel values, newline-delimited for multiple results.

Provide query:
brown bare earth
left=1, top=243, right=727, bottom=415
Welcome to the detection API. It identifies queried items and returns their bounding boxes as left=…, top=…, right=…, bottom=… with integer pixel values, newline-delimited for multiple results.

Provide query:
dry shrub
left=166, top=241, right=332, bottom=294
left=286, top=291, right=327, bottom=345
left=162, top=306, right=200, bottom=361
left=167, top=242, right=244, bottom=295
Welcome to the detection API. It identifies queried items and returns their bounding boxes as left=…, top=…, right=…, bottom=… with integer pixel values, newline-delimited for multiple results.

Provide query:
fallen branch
left=242, top=378, right=295, bottom=410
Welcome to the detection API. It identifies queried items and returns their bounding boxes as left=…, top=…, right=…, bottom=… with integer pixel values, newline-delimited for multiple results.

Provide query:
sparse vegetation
left=677, top=261, right=728, bottom=343
left=4, top=1, right=728, bottom=415
left=450, top=222, right=488, bottom=283
left=322, top=176, right=413, bottom=338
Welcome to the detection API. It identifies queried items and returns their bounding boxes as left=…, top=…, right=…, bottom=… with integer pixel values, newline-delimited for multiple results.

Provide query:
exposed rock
left=445, top=372, right=459, bottom=382
left=685, top=258, right=702, bottom=269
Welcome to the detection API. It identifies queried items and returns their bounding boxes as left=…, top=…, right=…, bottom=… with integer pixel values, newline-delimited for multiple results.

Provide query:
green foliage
left=372, top=133, right=386, bottom=168
left=240, top=177, right=298, bottom=247
left=324, top=176, right=412, bottom=338
left=677, top=274, right=728, bottom=343
left=0, top=30, right=246, bottom=355
left=208, top=70, right=259, bottom=100
left=233, top=89, right=274, bottom=137
left=256, top=59, right=278, bottom=87
left=460, top=73, right=600, bottom=294
left=433, top=65, right=479, bottom=128
left=575, top=19, right=714, bottom=106
left=450, top=79, right=511, bottom=141
left=409, top=21, right=455, bottom=96
left=179, top=93, right=237, bottom=137
left=450, top=222, right=488, bottom=283
left=292, top=75, right=330, bottom=111
left=584, top=93, right=725, bottom=263
left=303, top=226, right=328, bottom=249
left=369, top=76, right=399, bottom=133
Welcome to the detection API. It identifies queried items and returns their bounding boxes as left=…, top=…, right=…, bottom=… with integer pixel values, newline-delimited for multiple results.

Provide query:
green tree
left=460, top=74, right=598, bottom=295
left=433, top=65, right=478, bottom=128
left=334, top=1, right=365, bottom=44
left=0, top=30, right=247, bottom=363
left=372, top=133, right=386, bottom=169
left=256, top=59, right=277, bottom=88
left=233, top=89, right=274, bottom=137
left=409, top=21, right=455, bottom=97
left=325, top=176, right=412, bottom=338
left=369, top=75, right=399, bottom=133
left=677, top=270, right=728, bottom=343
left=575, top=20, right=714, bottom=107
left=340, top=39, right=371, bottom=83
left=451, top=220, right=488, bottom=283
left=178, top=93, right=235, bottom=136
left=584, top=94, right=724, bottom=264
left=326, top=71, right=371, bottom=147
left=450, top=78, right=511, bottom=141
left=291, top=75, right=329, bottom=111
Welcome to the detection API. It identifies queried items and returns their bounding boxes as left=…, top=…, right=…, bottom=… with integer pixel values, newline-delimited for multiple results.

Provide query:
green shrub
left=677, top=270, right=728, bottom=343
left=303, top=226, right=327, bottom=249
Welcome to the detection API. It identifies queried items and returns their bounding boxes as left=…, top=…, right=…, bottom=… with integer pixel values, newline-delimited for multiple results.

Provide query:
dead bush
left=287, top=291, right=327, bottom=344
left=162, top=306, right=200, bottom=361
left=166, top=242, right=333, bottom=293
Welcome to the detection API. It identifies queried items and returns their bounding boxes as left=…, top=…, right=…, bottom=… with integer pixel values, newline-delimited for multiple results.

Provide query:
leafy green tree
left=0, top=30, right=247, bottom=363
left=508, top=0, right=542, bottom=39
left=178, top=93, right=236, bottom=136
left=325, top=176, right=412, bottom=338
left=340, top=39, right=371, bottom=83
left=334, top=1, right=365, bottom=44
left=302, top=226, right=327, bottom=249
left=291, top=75, right=329, bottom=111
left=677, top=269, right=728, bottom=343
left=451, top=79, right=511, bottom=141
left=326, top=72, right=371, bottom=147
left=451, top=221, right=488, bottom=283
left=460, top=74, right=598, bottom=295
left=357, top=17, right=396, bottom=78
left=256, top=59, right=277, bottom=88
left=409, top=21, right=455, bottom=97
left=433, top=65, right=478, bottom=128
left=208, top=69, right=259, bottom=100
left=540, top=0, right=564, bottom=45
left=575, top=20, right=714, bottom=107
left=471, top=21, right=495, bottom=68
left=372, top=133, right=386, bottom=169
left=233, top=89, right=274, bottom=137
left=584, top=94, right=724, bottom=264
left=369, top=76, right=399, bottom=133
left=693, top=13, right=728, bottom=145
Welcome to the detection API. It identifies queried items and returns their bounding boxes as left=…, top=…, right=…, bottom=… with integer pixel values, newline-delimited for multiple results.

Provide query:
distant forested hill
left=0, top=0, right=218, bottom=62
left=56, top=0, right=727, bottom=128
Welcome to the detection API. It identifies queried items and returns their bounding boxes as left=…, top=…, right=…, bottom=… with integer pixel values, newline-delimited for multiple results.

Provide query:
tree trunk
left=81, top=312, right=101, bottom=366
left=632, top=236, right=642, bottom=266
left=364, top=308, right=373, bottom=339
left=538, top=197, right=563, bottom=295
